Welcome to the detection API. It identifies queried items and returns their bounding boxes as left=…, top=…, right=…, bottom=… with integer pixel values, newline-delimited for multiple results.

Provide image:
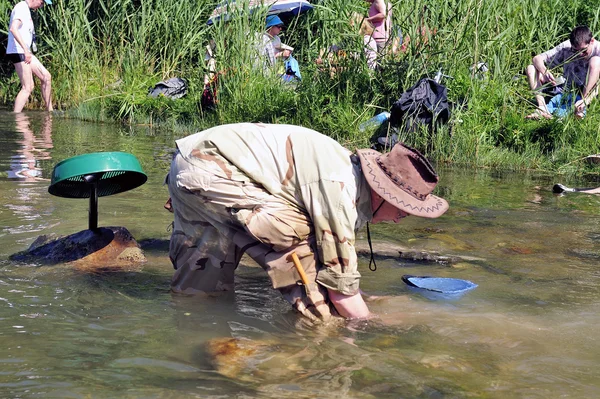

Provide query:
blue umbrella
left=207, top=0, right=313, bottom=25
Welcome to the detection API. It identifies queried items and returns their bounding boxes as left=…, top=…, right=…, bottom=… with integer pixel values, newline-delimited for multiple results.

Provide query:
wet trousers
left=167, top=152, right=335, bottom=321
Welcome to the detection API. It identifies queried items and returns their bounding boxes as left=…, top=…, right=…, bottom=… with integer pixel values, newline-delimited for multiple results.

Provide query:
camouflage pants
left=167, top=152, right=335, bottom=321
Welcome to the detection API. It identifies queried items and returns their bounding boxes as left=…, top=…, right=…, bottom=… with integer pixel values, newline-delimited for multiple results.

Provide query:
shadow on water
left=138, top=237, right=170, bottom=254
left=74, top=268, right=171, bottom=299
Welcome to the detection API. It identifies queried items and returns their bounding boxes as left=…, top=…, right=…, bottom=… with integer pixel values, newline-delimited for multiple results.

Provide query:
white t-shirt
left=6, top=1, right=34, bottom=54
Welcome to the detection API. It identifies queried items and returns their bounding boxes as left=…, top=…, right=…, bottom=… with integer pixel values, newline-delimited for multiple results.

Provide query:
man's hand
left=164, top=197, right=174, bottom=213
left=574, top=99, right=586, bottom=118
left=276, top=49, right=291, bottom=59
left=24, top=50, right=32, bottom=64
left=540, top=69, right=556, bottom=85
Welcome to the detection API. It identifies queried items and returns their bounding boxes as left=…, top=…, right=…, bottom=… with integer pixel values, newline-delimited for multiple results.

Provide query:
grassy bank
left=1, top=0, right=600, bottom=173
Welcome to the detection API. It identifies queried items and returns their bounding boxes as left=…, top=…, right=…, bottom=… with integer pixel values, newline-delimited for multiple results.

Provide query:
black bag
left=389, top=78, right=450, bottom=133
left=201, top=82, right=218, bottom=109
left=148, top=77, right=187, bottom=99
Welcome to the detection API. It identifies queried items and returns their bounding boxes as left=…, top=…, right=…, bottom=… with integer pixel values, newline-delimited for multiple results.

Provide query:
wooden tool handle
left=291, top=252, right=310, bottom=285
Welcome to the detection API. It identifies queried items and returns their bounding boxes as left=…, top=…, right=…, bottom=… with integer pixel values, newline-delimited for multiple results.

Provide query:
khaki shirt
left=176, top=123, right=372, bottom=295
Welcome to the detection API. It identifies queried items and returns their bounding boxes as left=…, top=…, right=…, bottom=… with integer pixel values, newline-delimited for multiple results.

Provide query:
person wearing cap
left=525, top=25, right=600, bottom=120
left=6, top=0, right=53, bottom=113
left=258, top=15, right=292, bottom=68
left=165, top=123, right=448, bottom=322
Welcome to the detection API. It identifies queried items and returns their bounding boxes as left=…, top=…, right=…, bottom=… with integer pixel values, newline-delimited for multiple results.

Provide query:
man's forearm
left=532, top=55, right=547, bottom=74
left=328, top=289, right=370, bottom=319
left=582, top=86, right=598, bottom=102
left=367, top=14, right=384, bottom=23
left=582, top=57, right=600, bottom=99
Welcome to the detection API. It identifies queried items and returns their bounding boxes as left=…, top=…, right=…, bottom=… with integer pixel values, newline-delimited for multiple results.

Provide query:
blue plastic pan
left=402, top=275, right=478, bottom=300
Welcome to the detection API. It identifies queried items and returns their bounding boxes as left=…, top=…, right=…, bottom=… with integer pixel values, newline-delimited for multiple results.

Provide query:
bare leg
left=582, top=56, right=600, bottom=100
left=525, top=64, right=552, bottom=118
left=578, top=187, right=600, bottom=194
left=30, top=55, right=52, bottom=111
left=553, top=183, right=600, bottom=194
left=575, top=56, right=600, bottom=116
left=13, top=62, right=34, bottom=113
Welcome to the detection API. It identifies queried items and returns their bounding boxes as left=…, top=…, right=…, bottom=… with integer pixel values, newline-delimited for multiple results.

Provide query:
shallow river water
left=1, top=111, right=599, bottom=398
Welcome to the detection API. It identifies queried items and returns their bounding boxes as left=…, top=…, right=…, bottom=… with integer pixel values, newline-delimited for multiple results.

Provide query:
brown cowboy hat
left=356, top=143, right=448, bottom=218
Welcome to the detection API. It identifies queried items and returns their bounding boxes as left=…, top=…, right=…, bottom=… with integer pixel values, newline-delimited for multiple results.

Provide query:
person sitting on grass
left=393, top=5, right=437, bottom=55
left=257, top=15, right=292, bottom=70
left=525, top=25, right=600, bottom=120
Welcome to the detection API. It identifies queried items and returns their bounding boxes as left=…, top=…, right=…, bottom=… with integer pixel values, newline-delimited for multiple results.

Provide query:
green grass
left=0, top=0, right=600, bottom=174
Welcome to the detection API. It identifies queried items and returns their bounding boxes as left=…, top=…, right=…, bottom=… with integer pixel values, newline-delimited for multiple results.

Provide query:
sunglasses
left=571, top=44, right=590, bottom=54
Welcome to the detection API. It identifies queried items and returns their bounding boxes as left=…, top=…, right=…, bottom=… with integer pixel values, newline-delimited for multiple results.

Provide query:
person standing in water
left=6, top=0, right=53, bottom=113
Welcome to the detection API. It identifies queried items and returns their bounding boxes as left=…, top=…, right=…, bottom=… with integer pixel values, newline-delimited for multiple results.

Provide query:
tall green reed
left=33, top=0, right=211, bottom=121
left=0, top=0, right=599, bottom=172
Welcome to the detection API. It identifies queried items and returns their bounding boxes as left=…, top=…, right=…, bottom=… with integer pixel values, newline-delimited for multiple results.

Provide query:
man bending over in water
left=164, top=123, right=448, bottom=322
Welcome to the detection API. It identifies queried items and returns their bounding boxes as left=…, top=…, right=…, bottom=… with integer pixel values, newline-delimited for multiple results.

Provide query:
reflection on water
left=0, top=111, right=599, bottom=398
left=7, top=113, right=53, bottom=181
left=1, top=113, right=56, bottom=240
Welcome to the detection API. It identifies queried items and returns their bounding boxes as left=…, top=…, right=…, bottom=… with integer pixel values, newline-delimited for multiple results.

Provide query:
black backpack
left=389, top=78, right=450, bottom=133
left=148, top=78, right=188, bottom=100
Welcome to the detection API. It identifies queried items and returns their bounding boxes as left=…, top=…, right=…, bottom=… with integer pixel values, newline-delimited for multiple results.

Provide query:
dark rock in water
left=10, top=226, right=146, bottom=268
left=355, top=240, right=483, bottom=265
left=397, top=250, right=465, bottom=265
left=586, top=232, right=600, bottom=243
left=566, top=247, right=600, bottom=261
left=500, top=246, right=535, bottom=255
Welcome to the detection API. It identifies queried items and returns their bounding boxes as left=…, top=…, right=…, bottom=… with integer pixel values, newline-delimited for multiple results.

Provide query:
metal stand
left=84, top=174, right=100, bottom=232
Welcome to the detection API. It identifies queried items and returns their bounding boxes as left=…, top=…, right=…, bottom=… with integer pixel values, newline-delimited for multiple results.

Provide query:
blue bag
left=282, top=55, right=301, bottom=82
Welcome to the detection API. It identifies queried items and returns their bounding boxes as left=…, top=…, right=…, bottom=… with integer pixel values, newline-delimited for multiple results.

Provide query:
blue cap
left=265, top=15, right=284, bottom=30
left=44, top=0, right=52, bottom=4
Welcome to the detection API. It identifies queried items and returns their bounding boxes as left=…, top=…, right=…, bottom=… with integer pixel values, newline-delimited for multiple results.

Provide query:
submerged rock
left=355, top=239, right=484, bottom=265
left=10, top=226, right=146, bottom=269
left=396, top=250, right=465, bottom=265
left=566, top=247, right=600, bottom=260
left=204, top=337, right=263, bottom=380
